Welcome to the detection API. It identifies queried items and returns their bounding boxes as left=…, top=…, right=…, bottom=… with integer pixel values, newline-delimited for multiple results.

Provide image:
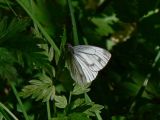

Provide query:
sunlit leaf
left=20, top=73, right=55, bottom=102
left=72, top=84, right=90, bottom=95
left=54, top=95, right=67, bottom=108
left=71, top=98, right=85, bottom=110
left=84, top=104, right=104, bottom=116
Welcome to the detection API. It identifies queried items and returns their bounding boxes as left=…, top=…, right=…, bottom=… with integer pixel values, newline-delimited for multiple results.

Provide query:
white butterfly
left=66, top=44, right=111, bottom=84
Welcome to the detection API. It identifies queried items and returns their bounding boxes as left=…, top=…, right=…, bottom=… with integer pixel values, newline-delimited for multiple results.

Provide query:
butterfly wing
left=67, top=45, right=111, bottom=84
left=74, top=45, right=111, bottom=71
left=67, top=52, right=98, bottom=84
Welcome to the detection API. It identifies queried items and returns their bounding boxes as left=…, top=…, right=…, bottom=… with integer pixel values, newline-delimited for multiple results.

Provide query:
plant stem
left=53, top=102, right=57, bottom=117
left=5, top=0, right=19, bottom=19
left=16, top=0, right=60, bottom=57
left=68, top=0, right=79, bottom=45
left=0, top=102, right=19, bottom=120
left=46, top=101, right=51, bottom=120
left=10, top=82, right=30, bottom=120
left=68, top=92, right=72, bottom=105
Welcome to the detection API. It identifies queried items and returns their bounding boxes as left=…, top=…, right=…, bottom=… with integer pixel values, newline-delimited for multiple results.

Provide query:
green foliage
left=54, top=95, right=67, bottom=108
left=52, top=113, right=91, bottom=120
left=68, top=113, right=91, bottom=120
left=91, top=14, right=118, bottom=36
left=0, top=0, right=159, bottom=120
left=84, top=104, right=104, bottom=116
left=72, top=84, right=91, bottom=95
left=20, top=73, right=55, bottom=102
left=0, top=47, right=17, bottom=80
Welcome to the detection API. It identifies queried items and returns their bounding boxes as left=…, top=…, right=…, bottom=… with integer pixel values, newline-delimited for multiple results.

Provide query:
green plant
left=0, top=0, right=160, bottom=120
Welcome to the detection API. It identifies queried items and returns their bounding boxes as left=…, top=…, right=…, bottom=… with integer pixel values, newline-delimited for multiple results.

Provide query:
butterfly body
left=66, top=45, right=111, bottom=84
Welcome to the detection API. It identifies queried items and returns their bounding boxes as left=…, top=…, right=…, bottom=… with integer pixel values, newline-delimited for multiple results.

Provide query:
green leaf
left=16, top=0, right=60, bottom=56
left=0, top=17, right=30, bottom=41
left=0, top=47, right=17, bottom=80
left=54, top=95, right=67, bottom=108
left=52, top=117, right=68, bottom=120
left=52, top=113, right=68, bottom=120
left=0, top=0, right=14, bottom=9
left=72, top=84, right=91, bottom=95
left=0, top=112, right=4, bottom=120
left=84, top=104, right=104, bottom=116
left=0, top=17, right=53, bottom=75
left=68, top=113, right=91, bottom=120
left=91, top=14, right=118, bottom=36
left=20, top=73, right=55, bottom=102
left=71, top=98, right=85, bottom=110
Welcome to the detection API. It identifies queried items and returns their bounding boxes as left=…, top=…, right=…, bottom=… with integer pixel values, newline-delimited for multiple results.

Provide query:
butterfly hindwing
left=67, top=54, right=85, bottom=84
left=74, top=55, right=98, bottom=83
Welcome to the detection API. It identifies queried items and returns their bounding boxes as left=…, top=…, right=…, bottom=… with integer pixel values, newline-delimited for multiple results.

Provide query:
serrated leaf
left=71, top=98, right=85, bottom=110
left=54, top=95, right=67, bottom=108
left=84, top=104, right=104, bottom=116
left=20, top=73, right=55, bottom=102
left=0, top=17, right=53, bottom=76
left=34, top=73, right=52, bottom=84
left=70, top=101, right=94, bottom=113
left=91, top=14, right=118, bottom=36
left=72, top=84, right=90, bottom=95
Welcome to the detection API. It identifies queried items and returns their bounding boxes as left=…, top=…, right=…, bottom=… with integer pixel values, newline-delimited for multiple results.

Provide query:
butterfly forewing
left=74, top=45, right=111, bottom=71
left=67, top=45, right=111, bottom=84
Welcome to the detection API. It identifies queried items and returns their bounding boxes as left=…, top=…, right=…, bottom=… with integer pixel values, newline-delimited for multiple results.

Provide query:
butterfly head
left=67, top=44, right=74, bottom=54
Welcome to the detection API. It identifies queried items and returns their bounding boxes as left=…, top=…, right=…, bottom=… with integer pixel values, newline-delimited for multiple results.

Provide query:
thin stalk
left=53, top=102, right=57, bottom=117
left=10, top=82, right=30, bottom=120
left=68, top=92, right=72, bottom=104
left=0, top=102, right=19, bottom=120
left=68, top=0, right=79, bottom=45
left=46, top=101, right=51, bottom=120
left=5, top=0, right=19, bottom=19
